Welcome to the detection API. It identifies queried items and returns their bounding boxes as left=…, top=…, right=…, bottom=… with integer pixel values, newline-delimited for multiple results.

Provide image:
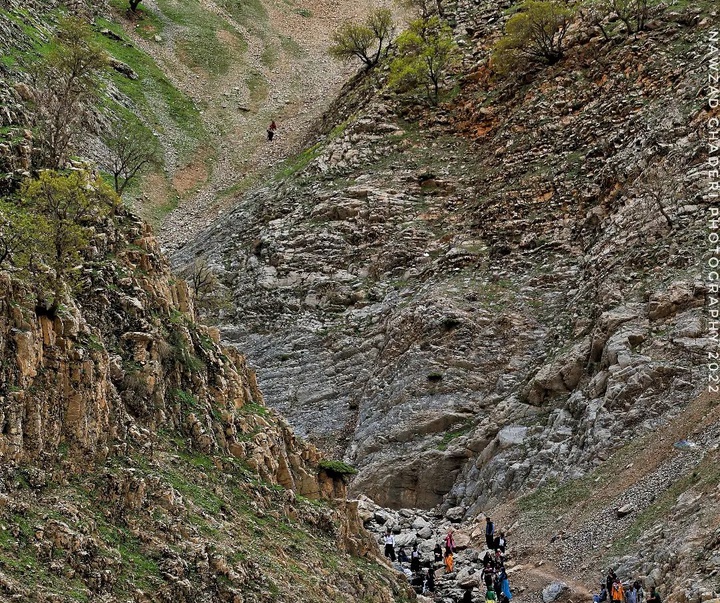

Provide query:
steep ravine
left=172, top=0, right=718, bottom=597
left=176, top=0, right=711, bottom=507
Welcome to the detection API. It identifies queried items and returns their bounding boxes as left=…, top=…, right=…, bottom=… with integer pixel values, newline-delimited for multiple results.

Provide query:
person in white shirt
left=383, top=529, right=396, bottom=561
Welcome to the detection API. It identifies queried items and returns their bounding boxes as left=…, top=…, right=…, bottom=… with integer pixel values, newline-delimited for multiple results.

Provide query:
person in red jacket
left=267, top=120, right=277, bottom=141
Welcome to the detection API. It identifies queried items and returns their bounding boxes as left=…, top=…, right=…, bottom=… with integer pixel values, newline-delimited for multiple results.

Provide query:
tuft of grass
left=92, top=18, right=206, bottom=161
left=437, top=421, right=473, bottom=451
left=218, top=0, right=269, bottom=33
left=246, top=71, right=269, bottom=106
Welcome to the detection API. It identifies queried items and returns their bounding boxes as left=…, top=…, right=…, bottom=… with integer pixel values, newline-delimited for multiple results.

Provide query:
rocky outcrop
left=0, top=211, right=332, bottom=499
left=0, top=206, right=410, bottom=602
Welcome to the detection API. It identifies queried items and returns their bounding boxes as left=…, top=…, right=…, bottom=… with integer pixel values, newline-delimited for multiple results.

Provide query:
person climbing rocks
left=635, top=581, right=645, bottom=603
left=486, top=588, right=498, bottom=603
left=493, top=531, right=507, bottom=553
left=647, top=587, right=661, bottom=603
left=383, top=529, right=396, bottom=562
left=267, top=120, right=277, bottom=141
left=445, top=528, right=456, bottom=553
left=485, top=517, right=495, bottom=550
left=482, top=550, right=495, bottom=569
left=433, top=542, right=443, bottom=562
left=410, top=544, right=421, bottom=573
left=611, top=578, right=625, bottom=603
left=462, top=586, right=474, bottom=603
left=499, top=566, right=512, bottom=602
left=494, top=549, right=504, bottom=567
left=606, top=570, right=617, bottom=598
left=482, top=565, right=495, bottom=591
left=425, top=567, right=436, bottom=593
left=444, top=548, right=454, bottom=573
left=397, top=546, right=408, bottom=564
left=626, top=582, right=637, bottom=603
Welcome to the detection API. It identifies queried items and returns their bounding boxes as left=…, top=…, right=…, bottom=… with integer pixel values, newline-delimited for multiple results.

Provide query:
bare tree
left=30, top=17, right=107, bottom=169
left=104, top=121, right=160, bottom=195
left=184, top=259, right=232, bottom=318
left=329, top=9, right=396, bottom=69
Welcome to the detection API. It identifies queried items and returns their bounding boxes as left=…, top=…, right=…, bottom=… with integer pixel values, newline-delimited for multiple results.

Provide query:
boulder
left=446, top=506, right=466, bottom=523
left=453, top=531, right=472, bottom=550
left=542, top=581, right=569, bottom=603
left=616, top=504, right=635, bottom=518
left=394, top=532, right=417, bottom=548
left=374, top=510, right=392, bottom=525
left=457, top=567, right=481, bottom=588
left=412, top=516, right=430, bottom=530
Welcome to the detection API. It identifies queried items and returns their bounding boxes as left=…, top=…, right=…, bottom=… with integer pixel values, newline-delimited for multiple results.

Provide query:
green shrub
left=14, top=171, right=118, bottom=313
left=329, top=8, right=395, bottom=69
left=389, top=16, right=459, bottom=105
left=492, top=1, right=575, bottom=74
left=30, top=17, right=108, bottom=169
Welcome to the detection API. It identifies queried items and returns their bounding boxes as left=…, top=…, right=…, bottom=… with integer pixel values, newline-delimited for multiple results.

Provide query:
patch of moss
left=318, top=460, right=358, bottom=476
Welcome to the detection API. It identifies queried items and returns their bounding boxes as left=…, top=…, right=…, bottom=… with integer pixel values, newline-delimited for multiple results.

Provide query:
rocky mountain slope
left=0, top=198, right=412, bottom=602
left=1, top=0, right=718, bottom=601
left=172, top=0, right=719, bottom=597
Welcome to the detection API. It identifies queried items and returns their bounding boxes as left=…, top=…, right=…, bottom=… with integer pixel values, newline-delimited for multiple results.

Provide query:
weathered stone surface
left=543, top=581, right=570, bottom=603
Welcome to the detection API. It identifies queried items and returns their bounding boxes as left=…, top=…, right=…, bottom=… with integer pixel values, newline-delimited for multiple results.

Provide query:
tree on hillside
left=397, top=0, right=444, bottom=19
left=182, top=258, right=232, bottom=319
left=581, top=0, right=652, bottom=38
left=608, top=0, right=651, bottom=34
left=18, top=171, right=118, bottom=314
left=104, top=120, right=161, bottom=195
left=30, top=17, right=108, bottom=169
left=0, top=200, right=37, bottom=271
left=329, top=9, right=396, bottom=69
left=492, top=1, right=575, bottom=74
left=388, top=16, right=459, bottom=105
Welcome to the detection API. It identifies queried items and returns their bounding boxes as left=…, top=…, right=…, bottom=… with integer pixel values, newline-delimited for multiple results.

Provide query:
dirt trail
left=122, top=0, right=391, bottom=253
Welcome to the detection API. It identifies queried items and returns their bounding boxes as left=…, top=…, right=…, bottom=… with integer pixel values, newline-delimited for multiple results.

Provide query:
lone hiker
left=485, top=517, right=495, bottom=549
left=267, top=120, right=277, bottom=141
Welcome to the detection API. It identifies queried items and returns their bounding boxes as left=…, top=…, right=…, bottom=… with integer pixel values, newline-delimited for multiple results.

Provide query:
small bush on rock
left=492, top=1, right=576, bottom=74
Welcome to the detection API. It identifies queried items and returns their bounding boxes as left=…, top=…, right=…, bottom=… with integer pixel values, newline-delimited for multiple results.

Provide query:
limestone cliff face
left=0, top=209, right=332, bottom=497
left=0, top=208, right=410, bottom=602
left=174, top=0, right=713, bottom=518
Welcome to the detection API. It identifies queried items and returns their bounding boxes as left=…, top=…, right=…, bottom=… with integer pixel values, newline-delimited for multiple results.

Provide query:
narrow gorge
left=0, top=0, right=718, bottom=602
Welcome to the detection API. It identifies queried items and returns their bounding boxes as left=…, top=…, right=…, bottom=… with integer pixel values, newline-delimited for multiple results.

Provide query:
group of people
left=594, top=571, right=662, bottom=603
left=381, top=516, right=512, bottom=602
